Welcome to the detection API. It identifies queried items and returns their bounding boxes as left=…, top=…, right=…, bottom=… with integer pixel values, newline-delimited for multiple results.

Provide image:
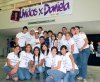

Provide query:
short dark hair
left=60, top=45, right=67, bottom=51
left=48, top=30, right=53, bottom=34
left=23, top=26, right=28, bottom=30
left=57, top=32, right=63, bottom=36
left=43, top=31, right=48, bottom=34
left=38, top=27, right=43, bottom=30
left=62, top=27, right=67, bottom=30
left=51, top=46, right=58, bottom=54
left=14, top=45, right=20, bottom=49
left=39, top=36, right=45, bottom=40
left=75, top=26, right=80, bottom=29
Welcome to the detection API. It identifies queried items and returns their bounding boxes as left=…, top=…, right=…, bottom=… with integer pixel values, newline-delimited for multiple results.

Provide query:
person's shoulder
left=7, top=52, right=14, bottom=57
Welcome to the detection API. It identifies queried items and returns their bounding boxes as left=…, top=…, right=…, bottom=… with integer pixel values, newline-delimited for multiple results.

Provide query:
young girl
left=4, top=45, right=20, bottom=82
left=18, top=44, right=33, bottom=80
left=46, top=47, right=65, bottom=82
left=60, top=45, right=79, bottom=82
left=50, top=34, right=57, bottom=50
left=41, top=43, right=52, bottom=78
left=31, top=47, right=44, bottom=80
left=63, top=32, right=79, bottom=66
left=56, top=32, right=64, bottom=53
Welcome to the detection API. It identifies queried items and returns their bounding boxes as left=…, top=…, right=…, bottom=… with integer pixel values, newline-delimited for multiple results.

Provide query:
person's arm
left=10, top=61, right=20, bottom=75
left=7, top=58, right=15, bottom=69
left=71, top=44, right=74, bottom=54
left=80, top=38, right=88, bottom=51
left=52, top=61, right=61, bottom=70
left=15, top=37, right=19, bottom=45
left=69, top=53, right=75, bottom=70
left=29, top=60, right=34, bottom=69
left=35, top=59, right=44, bottom=67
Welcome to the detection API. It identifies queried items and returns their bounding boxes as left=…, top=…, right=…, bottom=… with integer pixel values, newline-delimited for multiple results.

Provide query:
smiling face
left=61, top=48, right=67, bottom=55
left=58, top=33, right=63, bottom=40
left=14, top=46, right=20, bottom=54
left=42, top=44, right=48, bottom=51
left=34, top=48, right=39, bottom=56
left=75, top=27, right=80, bottom=34
left=26, top=45, right=32, bottom=53
left=65, top=33, right=71, bottom=40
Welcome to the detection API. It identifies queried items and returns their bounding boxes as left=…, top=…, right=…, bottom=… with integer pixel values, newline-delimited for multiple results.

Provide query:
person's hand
left=10, top=68, right=17, bottom=75
left=79, top=48, right=83, bottom=51
left=30, top=67, right=35, bottom=74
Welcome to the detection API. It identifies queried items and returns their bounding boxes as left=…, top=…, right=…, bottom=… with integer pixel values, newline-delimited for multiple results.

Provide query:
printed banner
left=11, top=0, right=73, bottom=21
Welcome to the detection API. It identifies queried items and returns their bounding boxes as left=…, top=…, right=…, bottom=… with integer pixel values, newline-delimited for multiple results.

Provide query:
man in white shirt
left=16, top=26, right=28, bottom=50
left=62, top=27, right=68, bottom=40
left=26, top=28, right=35, bottom=49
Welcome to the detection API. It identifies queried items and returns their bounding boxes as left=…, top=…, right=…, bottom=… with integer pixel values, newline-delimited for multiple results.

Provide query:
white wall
left=0, top=0, right=100, bottom=29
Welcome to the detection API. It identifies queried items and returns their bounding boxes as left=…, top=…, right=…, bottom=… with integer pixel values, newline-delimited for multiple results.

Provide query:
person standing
left=16, top=26, right=28, bottom=50
left=73, top=26, right=90, bottom=82
left=26, top=29, right=35, bottom=50
left=62, top=32, right=79, bottom=66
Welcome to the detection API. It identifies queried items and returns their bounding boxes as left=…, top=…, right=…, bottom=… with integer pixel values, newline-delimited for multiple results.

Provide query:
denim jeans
left=73, top=53, right=80, bottom=67
left=45, top=66, right=51, bottom=78
left=18, top=67, right=31, bottom=80
left=79, top=48, right=90, bottom=79
left=46, top=69, right=65, bottom=82
left=64, top=69, right=79, bottom=82
left=33, top=66, right=44, bottom=79
left=4, top=66, right=18, bottom=79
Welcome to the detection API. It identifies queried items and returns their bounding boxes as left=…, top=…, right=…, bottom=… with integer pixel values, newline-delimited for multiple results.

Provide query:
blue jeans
left=45, top=66, right=51, bottom=78
left=79, top=48, right=90, bottom=79
left=18, top=67, right=31, bottom=80
left=46, top=69, right=65, bottom=82
left=33, top=66, right=44, bottom=79
left=4, top=66, right=18, bottom=78
left=64, top=69, right=79, bottom=82
left=73, top=53, right=80, bottom=67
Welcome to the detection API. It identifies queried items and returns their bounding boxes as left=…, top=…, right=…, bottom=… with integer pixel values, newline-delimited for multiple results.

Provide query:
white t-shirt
left=51, top=55, right=66, bottom=73
left=57, top=39, right=64, bottom=51
left=34, top=38, right=40, bottom=48
left=61, top=52, right=78, bottom=71
left=90, top=44, right=94, bottom=51
left=73, top=33, right=89, bottom=49
left=5, top=52, right=19, bottom=66
left=34, top=54, right=44, bottom=65
left=26, top=33, right=35, bottom=49
left=26, top=34, right=35, bottom=45
left=62, top=38, right=79, bottom=54
left=44, top=52, right=52, bottom=67
left=16, top=32, right=28, bottom=47
left=62, top=35, right=66, bottom=40
left=19, top=51, right=33, bottom=68
left=50, top=40, right=57, bottom=49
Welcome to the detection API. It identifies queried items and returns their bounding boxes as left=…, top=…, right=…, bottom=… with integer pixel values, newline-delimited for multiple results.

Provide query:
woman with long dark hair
left=18, top=44, right=33, bottom=80
left=41, top=43, right=52, bottom=78
left=31, top=47, right=44, bottom=80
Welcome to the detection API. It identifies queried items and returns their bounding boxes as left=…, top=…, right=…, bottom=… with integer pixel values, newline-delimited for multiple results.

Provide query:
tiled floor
left=0, top=66, right=100, bottom=82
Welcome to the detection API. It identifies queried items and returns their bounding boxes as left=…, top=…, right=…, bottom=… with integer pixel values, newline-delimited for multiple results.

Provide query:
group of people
left=4, top=26, right=90, bottom=82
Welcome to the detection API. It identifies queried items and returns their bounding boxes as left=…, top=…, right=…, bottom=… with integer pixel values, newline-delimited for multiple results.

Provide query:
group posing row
left=4, top=26, right=90, bottom=82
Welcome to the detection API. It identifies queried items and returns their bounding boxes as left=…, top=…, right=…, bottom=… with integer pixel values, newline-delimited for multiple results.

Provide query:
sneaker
left=77, top=77, right=83, bottom=80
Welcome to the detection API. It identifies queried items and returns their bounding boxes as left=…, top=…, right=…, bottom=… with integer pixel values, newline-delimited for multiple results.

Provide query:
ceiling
left=0, top=20, right=100, bottom=37
left=0, top=0, right=57, bottom=11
